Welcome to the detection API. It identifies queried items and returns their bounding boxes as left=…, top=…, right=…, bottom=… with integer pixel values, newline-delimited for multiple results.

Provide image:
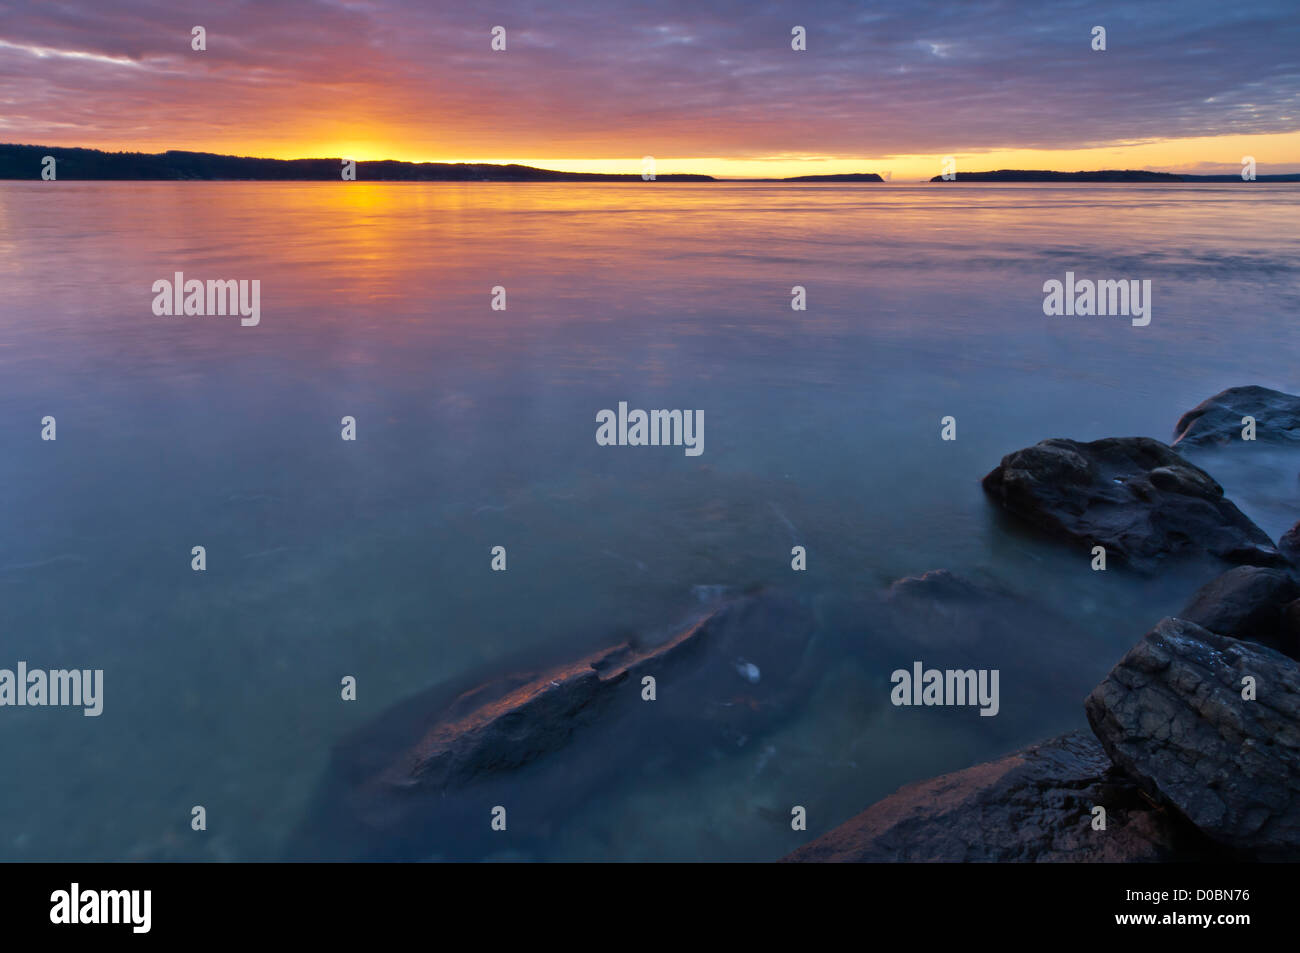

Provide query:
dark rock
left=781, top=731, right=1218, bottom=862
left=1285, top=600, right=1300, bottom=643
left=285, top=592, right=817, bottom=860
left=1085, top=617, right=1300, bottom=859
left=877, top=569, right=1100, bottom=722
left=886, top=568, right=991, bottom=604
left=1178, top=566, right=1300, bottom=659
left=881, top=569, right=1088, bottom=658
left=1280, top=521, right=1300, bottom=565
left=881, top=570, right=1007, bottom=648
left=1172, top=385, right=1300, bottom=448
left=981, top=436, right=1285, bottom=570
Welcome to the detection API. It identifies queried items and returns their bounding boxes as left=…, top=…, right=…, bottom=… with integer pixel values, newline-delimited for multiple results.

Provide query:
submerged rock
left=881, top=570, right=1002, bottom=646
left=285, top=592, right=817, bottom=860
left=781, top=731, right=1217, bottom=862
left=1178, top=566, right=1300, bottom=659
left=880, top=569, right=1092, bottom=660
left=981, top=436, right=1284, bottom=570
left=875, top=568, right=1105, bottom=730
left=1085, top=617, right=1300, bottom=859
left=1172, top=385, right=1300, bottom=448
left=886, top=568, right=990, bottom=605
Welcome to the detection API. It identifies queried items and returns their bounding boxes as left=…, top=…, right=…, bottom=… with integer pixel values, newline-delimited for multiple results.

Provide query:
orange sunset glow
left=2, top=1, right=1298, bottom=178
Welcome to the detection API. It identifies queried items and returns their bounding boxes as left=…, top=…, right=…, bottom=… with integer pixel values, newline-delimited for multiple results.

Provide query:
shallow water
left=1, top=181, right=1297, bottom=860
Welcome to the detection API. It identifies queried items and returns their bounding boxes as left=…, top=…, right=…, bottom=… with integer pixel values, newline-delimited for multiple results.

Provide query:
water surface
left=1, top=181, right=1297, bottom=860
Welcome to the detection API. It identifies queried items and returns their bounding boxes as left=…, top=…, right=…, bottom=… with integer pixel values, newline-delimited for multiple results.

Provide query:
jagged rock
left=981, top=436, right=1284, bottom=570
left=1085, top=617, right=1300, bottom=859
left=285, top=592, right=817, bottom=860
left=1178, top=566, right=1300, bottom=658
left=1172, top=385, right=1300, bottom=448
left=781, top=732, right=1217, bottom=862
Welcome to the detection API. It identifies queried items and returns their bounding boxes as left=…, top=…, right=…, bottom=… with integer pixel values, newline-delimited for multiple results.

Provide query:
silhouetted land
left=5, top=147, right=1295, bottom=183
left=1179, top=174, right=1300, bottom=182
left=0, top=144, right=714, bottom=181
left=775, top=173, right=884, bottom=182
left=930, top=168, right=1300, bottom=182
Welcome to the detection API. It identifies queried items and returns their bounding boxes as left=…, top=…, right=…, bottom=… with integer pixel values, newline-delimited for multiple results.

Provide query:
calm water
left=1, top=181, right=1298, bottom=860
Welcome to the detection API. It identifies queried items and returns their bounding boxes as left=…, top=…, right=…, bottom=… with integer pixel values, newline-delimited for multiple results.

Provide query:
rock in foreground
left=285, top=592, right=816, bottom=860
left=781, top=732, right=1215, bottom=862
left=1280, top=520, right=1300, bottom=565
left=1178, top=566, right=1300, bottom=659
left=1085, top=617, right=1300, bottom=859
left=1172, top=385, right=1300, bottom=448
left=981, top=436, right=1284, bottom=570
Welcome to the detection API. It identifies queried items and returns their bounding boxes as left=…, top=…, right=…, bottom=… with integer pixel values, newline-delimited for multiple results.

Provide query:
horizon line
left=5, top=144, right=1299, bottom=183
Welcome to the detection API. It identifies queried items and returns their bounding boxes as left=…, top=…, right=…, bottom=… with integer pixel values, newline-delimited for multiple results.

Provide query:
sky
left=1, top=0, right=1298, bottom=179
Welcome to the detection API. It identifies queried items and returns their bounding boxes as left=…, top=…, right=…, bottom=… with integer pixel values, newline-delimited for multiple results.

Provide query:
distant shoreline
left=2, top=145, right=1297, bottom=182
left=0, top=144, right=715, bottom=182
left=929, top=169, right=1300, bottom=183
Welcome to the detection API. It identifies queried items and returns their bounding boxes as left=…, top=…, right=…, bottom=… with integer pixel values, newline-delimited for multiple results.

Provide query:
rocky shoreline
left=787, top=385, right=1300, bottom=862
left=287, top=385, right=1300, bottom=862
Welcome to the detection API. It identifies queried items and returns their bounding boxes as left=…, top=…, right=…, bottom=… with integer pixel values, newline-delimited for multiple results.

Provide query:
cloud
left=0, top=0, right=1296, bottom=158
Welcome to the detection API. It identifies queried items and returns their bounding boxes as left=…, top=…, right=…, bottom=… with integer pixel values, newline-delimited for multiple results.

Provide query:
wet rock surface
left=981, top=436, right=1284, bottom=570
left=285, top=592, right=818, bottom=860
left=881, top=570, right=1025, bottom=650
left=1172, top=385, right=1300, bottom=448
left=804, top=401, right=1300, bottom=864
left=1280, top=520, right=1300, bottom=565
left=1178, top=565, right=1300, bottom=659
left=782, top=731, right=1218, bottom=862
left=1085, top=617, right=1300, bottom=859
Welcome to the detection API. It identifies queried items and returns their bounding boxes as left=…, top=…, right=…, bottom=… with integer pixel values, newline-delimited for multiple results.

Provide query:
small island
left=931, top=168, right=1300, bottom=182
left=777, top=172, right=884, bottom=182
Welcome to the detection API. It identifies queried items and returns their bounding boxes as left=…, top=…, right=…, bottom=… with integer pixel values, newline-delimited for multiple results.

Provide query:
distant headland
left=930, top=169, right=1300, bottom=182
left=0, top=144, right=715, bottom=182
left=0, top=144, right=887, bottom=182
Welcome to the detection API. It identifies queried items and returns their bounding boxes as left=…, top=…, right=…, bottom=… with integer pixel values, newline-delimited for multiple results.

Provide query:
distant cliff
left=0, top=144, right=714, bottom=181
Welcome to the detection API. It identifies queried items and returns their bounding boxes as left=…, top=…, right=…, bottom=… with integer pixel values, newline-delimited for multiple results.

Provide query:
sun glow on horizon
left=24, top=130, right=1300, bottom=180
